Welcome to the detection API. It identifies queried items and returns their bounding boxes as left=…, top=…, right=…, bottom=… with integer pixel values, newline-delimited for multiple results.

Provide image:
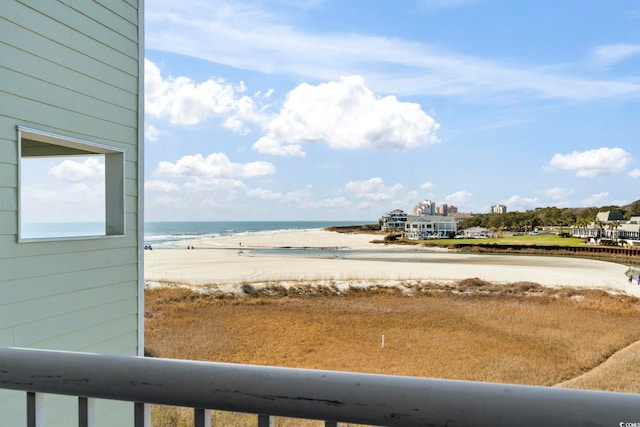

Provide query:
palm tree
left=573, top=217, right=589, bottom=238
left=594, top=219, right=605, bottom=239
left=610, top=221, right=621, bottom=242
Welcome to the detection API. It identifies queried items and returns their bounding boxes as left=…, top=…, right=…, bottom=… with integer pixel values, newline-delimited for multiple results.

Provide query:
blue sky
left=23, top=0, right=640, bottom=223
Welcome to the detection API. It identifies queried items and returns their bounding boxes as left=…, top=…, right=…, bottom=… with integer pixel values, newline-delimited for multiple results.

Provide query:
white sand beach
left=144, top=229, right=640, bottom=296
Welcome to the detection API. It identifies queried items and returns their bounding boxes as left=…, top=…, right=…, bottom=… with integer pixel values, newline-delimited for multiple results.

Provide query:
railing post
left=325, top=422, right=338, bottom=427
left=78, top=397, right=95, bottom=427
left=134, top=402, right=150, bottom=427
left=26, top=392, right=44, bottom=427
left=258, top=414, right=274, bottom=427
left=194, top=408, right=211, bottom=427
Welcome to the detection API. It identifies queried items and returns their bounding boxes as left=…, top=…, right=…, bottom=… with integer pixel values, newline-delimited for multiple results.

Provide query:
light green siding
left=0, top=1, right=142, bottom=425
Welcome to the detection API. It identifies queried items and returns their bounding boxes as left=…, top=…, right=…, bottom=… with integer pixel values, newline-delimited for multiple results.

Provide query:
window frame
left=17, top=126, right=125, bottom=242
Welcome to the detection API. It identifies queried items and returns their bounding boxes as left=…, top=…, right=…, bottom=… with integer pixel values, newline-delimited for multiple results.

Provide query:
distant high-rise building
left=491, top=204, right=507, bottom=214
left=435, top=204, right=449, bottom=216
left=413, top=199, right=435, bottom=216
left=448, top=205, right=458, bottom=214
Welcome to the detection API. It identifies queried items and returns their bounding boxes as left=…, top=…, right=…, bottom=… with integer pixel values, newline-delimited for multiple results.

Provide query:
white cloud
left=145, top=124, right=163, bottom=142
left=343, top=177, right=403, bottom=201
left=420, top=181, right=434, bottom=189
left=504, top=195, right=539, bottom=212
left=388, top=191, right=422, bottom=211
left=582, top=192, right=610, bottom=207
left=254, top=76, right=440, bottom=156
left=281, top=188, right=314, bottom=204
left=146, top=61, right=439, bottom=157
left=146, top=1, right=640, bottom=100
left=404, top=191, right=420, bottom=204
left=156, top=153, right=276, bottom=179
left=145, top=194, right=182, bottom=211
left=247, top=188, right=283, bottom=200
left=48, top=158, right=104, bottom=182
left=354, top=200, right=374, bottom=211
left=548, top=147, right=633, bottom=178
left=145, top=58, right=260, bottom=128
left=580, top=192, right=627, bottom=208
left=629, top=169, right=640, bottom=178
left=147, top=194, right=180, bottom=206
left=145, top=179, right=179, bottom=192
left=544, top=187, right=573, bottom=200
left=252, top=136, right=305, bottom=157
left=444, top=190, right=471, bottom=206
left=591, top=43, right=640, bottom=66
left=21, top=182, right=104, bottom=222
left=183, top=178, right=246, bottom=195
left=308, top=197, right=351, bottom=210
left=20, top=157, right=106, bottom=223
left=148, top=153, right=277, bottom=204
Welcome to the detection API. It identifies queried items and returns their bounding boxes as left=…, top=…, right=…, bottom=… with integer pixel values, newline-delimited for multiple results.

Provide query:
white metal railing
left=1, top=347, right=640, bottom=426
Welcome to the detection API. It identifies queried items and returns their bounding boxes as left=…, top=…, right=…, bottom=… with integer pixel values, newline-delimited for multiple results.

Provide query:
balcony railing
left=1, top=347, right=639, bottom=426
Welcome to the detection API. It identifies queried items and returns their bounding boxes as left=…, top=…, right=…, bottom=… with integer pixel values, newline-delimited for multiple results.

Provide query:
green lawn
left=412, top=234, right=587, bottom=247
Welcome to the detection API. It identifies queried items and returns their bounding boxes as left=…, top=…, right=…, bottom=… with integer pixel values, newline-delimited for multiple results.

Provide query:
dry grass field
left=145, top=280, right=640, bottom=426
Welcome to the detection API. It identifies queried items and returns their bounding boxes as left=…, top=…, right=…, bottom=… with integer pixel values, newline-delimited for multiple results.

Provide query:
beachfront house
left=380, top=209, right=408, bottom=231
left=0, top=1, right=143, bottom=425
left=462, top=226, right=491, bottom=238
left=571, top=222, right=601, bottom=240
left=381, top=208, right=459, bottom=239
left=405, top=215, right=458, bottom=239
left=571, top=211, right=640, bottom=245
left=596, top=211, right=625, bottom=223
left=610, top=216, right=640, bottom=244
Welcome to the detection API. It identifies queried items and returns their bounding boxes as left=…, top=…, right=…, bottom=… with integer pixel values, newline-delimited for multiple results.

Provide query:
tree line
left=459, top=200, right=640, bottom=231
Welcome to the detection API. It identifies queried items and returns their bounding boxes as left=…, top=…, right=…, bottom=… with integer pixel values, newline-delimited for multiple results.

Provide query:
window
left=18, top=127, right=125, bottom=241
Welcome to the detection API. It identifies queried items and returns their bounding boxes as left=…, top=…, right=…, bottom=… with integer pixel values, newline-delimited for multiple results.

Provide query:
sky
left=23, top=0, right=640, bottom=222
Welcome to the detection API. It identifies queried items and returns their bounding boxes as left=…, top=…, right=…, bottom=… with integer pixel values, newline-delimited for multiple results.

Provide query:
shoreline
left=144, top=229, right=640, bottom=297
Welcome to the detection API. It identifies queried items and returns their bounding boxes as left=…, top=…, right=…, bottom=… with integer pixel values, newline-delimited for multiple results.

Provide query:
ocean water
left=144, top=221, right=373, bottom=247
left=20, top=221, right=373, bottom=245
left=20, top=222, right=106, bottom=239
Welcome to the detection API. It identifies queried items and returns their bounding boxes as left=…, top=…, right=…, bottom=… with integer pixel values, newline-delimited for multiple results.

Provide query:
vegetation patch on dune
left=146, top=281, right=640, bottom=425
left=146, top=279, right=640, bottom=383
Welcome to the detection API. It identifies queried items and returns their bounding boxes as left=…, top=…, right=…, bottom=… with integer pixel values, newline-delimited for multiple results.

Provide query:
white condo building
left=413, top=199, right=435, bottom=216
left=491, top=204, right=508, bottom=214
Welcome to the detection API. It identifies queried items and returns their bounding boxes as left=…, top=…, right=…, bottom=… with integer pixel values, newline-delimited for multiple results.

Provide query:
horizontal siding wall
left=0, top=394, right=133, bottom=427
left=0, top=1, right=140, bottom=425
left=0, top=133, right=17, bottom=233
left=0, top=232, right=138, bottom=258
left=0, top=392, right=26, bottom=427
left=0, top=262, right=138, bottom=307
left=0, top=186, right=16, bottom=211
left=0, top=245, right=138, bottom=283
left=0, top=137, right=18, bottom=164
